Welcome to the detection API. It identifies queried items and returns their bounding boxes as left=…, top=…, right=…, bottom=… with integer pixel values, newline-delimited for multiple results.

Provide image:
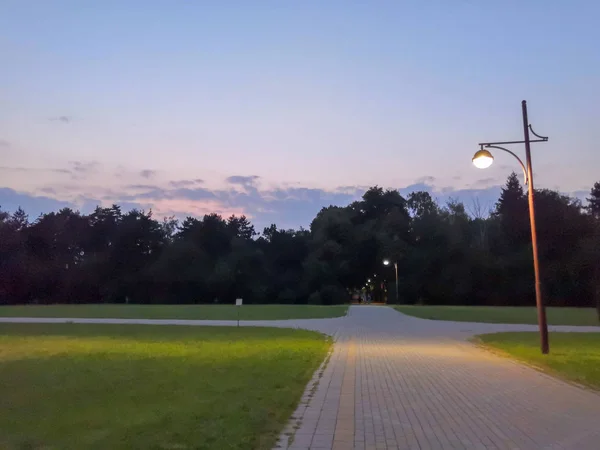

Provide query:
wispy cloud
left=68, top=161, right=99, bottom=180
left=472, top=177, right=501, bottom=188
left=0, top=166, right=71, bottom=174
left=0, top=187, right=72, bottom=214
left=70, top=161, right=99, bottom=174
left=169, top=179, right=204, bottom=188
left=0, top=171, right=512, bottom=230
left=140, top=169, right=156, bottom=179
left=127, top=184, right=160, bottom=190
left=0, top=139, right=10, bottom=148
left=226, top=175, right=260, bottom=186
left=416, top=175, right=436, bottom=184
left=49, top=116, right=71, bottom=124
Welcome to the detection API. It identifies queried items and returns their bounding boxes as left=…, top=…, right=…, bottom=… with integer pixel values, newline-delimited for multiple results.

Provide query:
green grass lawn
left=476, top=332, right=600, bottom=390
left=0, top=304, right=348, bottom=320
left=394, top=305, right=600, bottom=326
left=0, top=324, right=330, bottom=450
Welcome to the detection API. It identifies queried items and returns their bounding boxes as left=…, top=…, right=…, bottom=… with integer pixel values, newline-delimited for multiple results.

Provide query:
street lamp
left=472, top=100, right=550, bottom=354
left=471, top=149, right=494, bottom=169
left=383, top=259, right=398, bottom=304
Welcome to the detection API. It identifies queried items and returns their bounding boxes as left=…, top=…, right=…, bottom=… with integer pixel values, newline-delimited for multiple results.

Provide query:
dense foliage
left=1, top=175, right=599, bottom=311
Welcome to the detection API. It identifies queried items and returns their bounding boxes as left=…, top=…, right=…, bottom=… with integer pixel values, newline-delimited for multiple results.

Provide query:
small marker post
left=235, top=298, right=243, bottom=327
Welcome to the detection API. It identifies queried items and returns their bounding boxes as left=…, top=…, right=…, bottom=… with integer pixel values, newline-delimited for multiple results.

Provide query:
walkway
left=273, top=306, right=600, bottom=450
left=2, top=307, right=600, bottom=449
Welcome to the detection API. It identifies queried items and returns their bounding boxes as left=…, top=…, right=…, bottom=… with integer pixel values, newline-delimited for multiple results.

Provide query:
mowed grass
left=394, top=305, right=600, bottom=326
left=0, top=324, right=331, bottom=450
left=476, top=332, right=600, bottom=390
left=0, top=304, right=348, bottom=320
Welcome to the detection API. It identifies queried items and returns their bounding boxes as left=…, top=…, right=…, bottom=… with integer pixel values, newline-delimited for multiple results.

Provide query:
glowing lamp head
left=383, top=259, right=390, bottom=266
left=472, top=149, right=494, bottom=169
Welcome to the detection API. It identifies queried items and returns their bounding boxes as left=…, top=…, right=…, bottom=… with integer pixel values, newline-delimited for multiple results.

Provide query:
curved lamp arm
left=485, top=145, right=529, bottom=185
left=529, top=125, right=548, bottom=141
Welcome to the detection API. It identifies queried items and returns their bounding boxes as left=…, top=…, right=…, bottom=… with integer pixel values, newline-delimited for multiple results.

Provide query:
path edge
left=273, top=330, right=340, bottom=449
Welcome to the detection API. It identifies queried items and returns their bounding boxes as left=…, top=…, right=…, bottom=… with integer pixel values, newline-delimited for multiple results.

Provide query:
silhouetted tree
left=586, top=182, right=600, bottom=218
left=0, top=177, right=597, bottom=321
left=11, top=207, right=29, bottom=231
left=584, top=182, right=600, bottom=319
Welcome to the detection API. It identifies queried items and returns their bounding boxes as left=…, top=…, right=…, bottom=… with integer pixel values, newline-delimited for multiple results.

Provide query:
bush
left=307, top=291, right=322, bottom=305
left=277, top=288, right=298, bottom=304
left=319, top=285, right=348, bottom=305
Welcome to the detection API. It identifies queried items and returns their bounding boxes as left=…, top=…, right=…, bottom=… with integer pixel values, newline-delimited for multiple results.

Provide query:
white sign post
left=235, top=298, right=243, bottom=326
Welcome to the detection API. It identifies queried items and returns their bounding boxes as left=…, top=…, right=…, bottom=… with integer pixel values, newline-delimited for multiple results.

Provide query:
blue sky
left=1, top=1, right=599, bottom=230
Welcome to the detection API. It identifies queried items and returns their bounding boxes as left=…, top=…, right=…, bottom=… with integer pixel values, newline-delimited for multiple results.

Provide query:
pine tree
left=494, top=173, right=529, bottom=247
left=586, top=181, right=600, bottom=219
left=495, top=172, right=525, bottom=214
left=10, top=207, right=29, bottom=231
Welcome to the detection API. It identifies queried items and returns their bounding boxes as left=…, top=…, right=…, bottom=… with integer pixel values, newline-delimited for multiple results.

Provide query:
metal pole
left=394, top=262, right=399, bottom=304
left=522, top=100, right=549, bottom=354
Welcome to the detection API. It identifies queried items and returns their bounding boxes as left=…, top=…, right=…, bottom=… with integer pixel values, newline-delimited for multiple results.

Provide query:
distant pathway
left=2, top=308, right=600, bottom=449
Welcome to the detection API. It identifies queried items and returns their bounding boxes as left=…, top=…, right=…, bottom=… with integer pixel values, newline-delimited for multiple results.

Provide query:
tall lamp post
left=383, top=259, right=398, bottom=304
left=472, top=100, right=549, bottom=354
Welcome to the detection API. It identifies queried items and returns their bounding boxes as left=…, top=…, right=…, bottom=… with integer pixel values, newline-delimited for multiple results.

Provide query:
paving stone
left=272, top=305, right=600, bottom=450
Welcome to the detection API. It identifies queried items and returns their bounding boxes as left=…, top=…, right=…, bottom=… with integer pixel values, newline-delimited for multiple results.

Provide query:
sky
left=1, top=0, right=599, bottom=230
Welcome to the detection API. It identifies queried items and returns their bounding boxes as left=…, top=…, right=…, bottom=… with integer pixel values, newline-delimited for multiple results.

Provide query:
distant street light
left=473, top=100, right=550, bottom=354
left=383, top=259, right=398, bottom=304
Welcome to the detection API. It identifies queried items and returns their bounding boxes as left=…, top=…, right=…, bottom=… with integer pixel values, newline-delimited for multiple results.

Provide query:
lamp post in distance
left=383, top=259, right=398, bottom=304
left=472, top=100, right=549, bottom=354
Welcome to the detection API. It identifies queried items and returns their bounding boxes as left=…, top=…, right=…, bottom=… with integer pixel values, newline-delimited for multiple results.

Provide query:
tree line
left=1, top=174, right=599, bottom=314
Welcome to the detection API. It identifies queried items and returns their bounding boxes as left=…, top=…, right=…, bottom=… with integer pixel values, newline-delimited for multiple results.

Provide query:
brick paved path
left=275, top=306, right=600, bottom=450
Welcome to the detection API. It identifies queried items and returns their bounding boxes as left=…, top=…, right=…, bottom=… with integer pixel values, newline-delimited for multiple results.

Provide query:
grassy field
left=0, top=323, right=330, bottom=450
left=394, top=305, right=599, bottom=326
left=476, top=332, right=600, bottom=390
left=0, top=304, right=348, bottom=320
